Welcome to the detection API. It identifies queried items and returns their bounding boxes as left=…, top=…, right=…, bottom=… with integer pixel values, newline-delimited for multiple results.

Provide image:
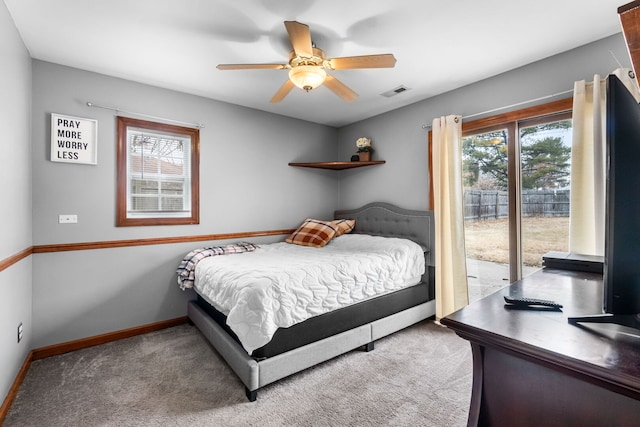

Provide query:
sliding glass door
left=461, top=111, right=572, bottom=302
left=519, top=114, right=572, bottom=278
left=462, top=127, right=512, bottom=302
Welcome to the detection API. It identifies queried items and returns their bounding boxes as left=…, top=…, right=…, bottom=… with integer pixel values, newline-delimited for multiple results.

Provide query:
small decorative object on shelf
left=351, top=155, right=359, bottom=162
left=356, top=137, right=374, bottom=162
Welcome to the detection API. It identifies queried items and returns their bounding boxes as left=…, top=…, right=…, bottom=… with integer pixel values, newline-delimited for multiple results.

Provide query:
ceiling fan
left=216, top=21, right=397, bottom=103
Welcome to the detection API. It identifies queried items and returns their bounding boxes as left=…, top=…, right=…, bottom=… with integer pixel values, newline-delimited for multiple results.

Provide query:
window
left=116, top=116, right=199, bottom=226
left=429, top=98, right=573, bottom=301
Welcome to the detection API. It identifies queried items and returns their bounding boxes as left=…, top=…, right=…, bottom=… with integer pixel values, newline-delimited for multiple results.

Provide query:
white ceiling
left=5, top=0, right=626, bottom=127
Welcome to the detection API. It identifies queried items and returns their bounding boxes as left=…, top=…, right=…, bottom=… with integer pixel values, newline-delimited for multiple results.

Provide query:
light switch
left=59, top=214, right=78, bottom=224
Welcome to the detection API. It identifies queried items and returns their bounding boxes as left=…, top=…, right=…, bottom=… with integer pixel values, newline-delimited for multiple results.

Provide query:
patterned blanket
left=177, top=242, right=259, bottom=290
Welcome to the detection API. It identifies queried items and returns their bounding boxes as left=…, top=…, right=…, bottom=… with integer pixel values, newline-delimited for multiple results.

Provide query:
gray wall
left=30, top=61, right=340, bottom=347
left=0, top=1, right=33, bottom=405
left=336, top=33, right=631, bottom=211
left=32, top=61, right=340, bottom=244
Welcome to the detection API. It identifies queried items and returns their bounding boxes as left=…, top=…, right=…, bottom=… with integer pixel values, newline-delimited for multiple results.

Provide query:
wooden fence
left=464, top=189, right=569, bottom=221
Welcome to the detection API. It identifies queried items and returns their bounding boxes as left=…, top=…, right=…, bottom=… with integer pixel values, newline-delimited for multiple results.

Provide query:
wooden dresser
left=442, top=268, right=640, bottom=426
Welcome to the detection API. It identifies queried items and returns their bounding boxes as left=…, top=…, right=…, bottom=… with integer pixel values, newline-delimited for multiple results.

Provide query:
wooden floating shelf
left=288, top=161, right=386, bottom=170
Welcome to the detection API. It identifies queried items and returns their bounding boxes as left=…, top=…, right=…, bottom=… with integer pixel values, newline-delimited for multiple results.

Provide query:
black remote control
left=504, top=296, right=563, bottom=309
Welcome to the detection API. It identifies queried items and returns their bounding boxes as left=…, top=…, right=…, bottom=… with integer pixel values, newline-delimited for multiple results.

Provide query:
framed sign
left=51, top=113, right=98, bottom=164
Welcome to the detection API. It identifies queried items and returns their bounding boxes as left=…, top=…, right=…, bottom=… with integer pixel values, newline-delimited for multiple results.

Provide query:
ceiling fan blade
left=327, top=54, right=397, bottom=70
left=323, top=74, right=358, bottom=102
left=284, top=21, right=313, bottom=58
left=217, top=63, right=287, bottom=70
left=270, top=79, right=296, bottom=103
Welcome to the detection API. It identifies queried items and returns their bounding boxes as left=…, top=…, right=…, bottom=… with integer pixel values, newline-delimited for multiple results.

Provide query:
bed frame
left=186, top=202, right=435, bottom=401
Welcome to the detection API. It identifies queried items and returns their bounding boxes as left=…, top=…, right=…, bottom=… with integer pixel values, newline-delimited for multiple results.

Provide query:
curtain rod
left=421, top=88, right=574, bottom=129
left=85, top=102, right=205, bottom=128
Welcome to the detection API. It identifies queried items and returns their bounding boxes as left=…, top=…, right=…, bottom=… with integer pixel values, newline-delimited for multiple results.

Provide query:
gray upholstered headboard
left=334, top=202, right=435, bottom=267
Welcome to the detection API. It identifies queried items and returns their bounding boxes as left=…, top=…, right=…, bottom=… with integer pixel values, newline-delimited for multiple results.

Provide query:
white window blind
left=126, top=127, right=191, bottom=218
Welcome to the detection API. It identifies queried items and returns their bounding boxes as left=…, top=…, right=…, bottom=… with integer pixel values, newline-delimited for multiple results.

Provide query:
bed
left=184, top=202, right=435, bottom=401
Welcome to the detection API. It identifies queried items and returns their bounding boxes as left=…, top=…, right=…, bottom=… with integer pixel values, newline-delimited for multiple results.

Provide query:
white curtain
left=569, top=68, right=640, bottom=255
left=432, top=115, right=469, bottom=319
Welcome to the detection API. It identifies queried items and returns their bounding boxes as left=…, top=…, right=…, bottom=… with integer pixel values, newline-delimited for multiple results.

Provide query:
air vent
left=381, top=85, right=411, bottom=97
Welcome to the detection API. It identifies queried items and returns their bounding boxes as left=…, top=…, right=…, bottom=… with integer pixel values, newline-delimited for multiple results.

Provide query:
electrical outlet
left=17, top=322, right=23, bottom=343
left=59, top=214, right=78, bottom=224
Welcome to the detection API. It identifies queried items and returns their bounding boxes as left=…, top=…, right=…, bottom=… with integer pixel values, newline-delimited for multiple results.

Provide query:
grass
left=464, top=216, right=569, bottom=267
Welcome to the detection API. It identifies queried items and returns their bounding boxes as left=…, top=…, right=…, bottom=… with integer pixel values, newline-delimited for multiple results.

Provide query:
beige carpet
left=5, top=321, right=472, bottom=426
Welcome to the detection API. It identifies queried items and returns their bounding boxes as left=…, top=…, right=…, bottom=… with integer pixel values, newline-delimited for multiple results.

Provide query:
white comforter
left=194, top=234, right=425, bottom=354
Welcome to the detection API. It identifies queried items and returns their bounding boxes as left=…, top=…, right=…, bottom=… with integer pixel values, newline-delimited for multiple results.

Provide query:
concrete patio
left=466, top=258, right=540, bottom=303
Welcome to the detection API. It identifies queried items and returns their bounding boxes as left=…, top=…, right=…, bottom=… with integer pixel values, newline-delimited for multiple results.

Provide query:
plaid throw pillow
left=332, top=219, right=355, bottom=237
left=286, top=218, right=338, bottom=248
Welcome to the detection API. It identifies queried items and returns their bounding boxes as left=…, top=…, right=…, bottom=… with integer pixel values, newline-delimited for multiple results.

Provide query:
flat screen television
left=568, top=73, right=640, bottom=329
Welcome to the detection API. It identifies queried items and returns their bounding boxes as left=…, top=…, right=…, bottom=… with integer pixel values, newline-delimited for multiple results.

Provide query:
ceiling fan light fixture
left=218, top=21, right=396, bottom=102
left=288, top=66, right=327, bottom=91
